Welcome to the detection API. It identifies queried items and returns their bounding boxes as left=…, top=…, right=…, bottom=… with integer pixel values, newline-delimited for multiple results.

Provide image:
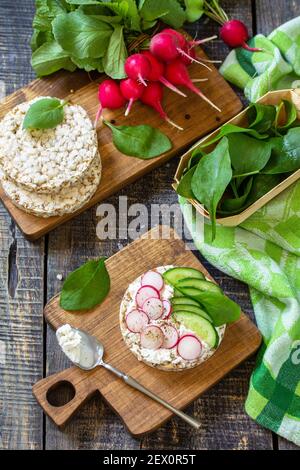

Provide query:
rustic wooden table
left=0, top=0, right=298, bottom=451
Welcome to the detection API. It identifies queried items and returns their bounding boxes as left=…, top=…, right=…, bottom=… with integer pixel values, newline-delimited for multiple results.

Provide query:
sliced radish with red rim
left=177, top=335, right=202, bottom=361
left=162, top=299, right=172, bottom=319
left=141, top=270, right=164, bottom=291
left=142, top=297, right=163, bottom=320
left=161, top=324, right=179, bottom=349
left=140, top=325, right=164, bottom=350
left=126, top=309, right=149, bottom=333
left=136, top=285, right=159, bottom=308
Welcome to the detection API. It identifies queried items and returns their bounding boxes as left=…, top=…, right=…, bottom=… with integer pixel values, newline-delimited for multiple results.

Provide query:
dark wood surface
left=0, top=0, right=298, bottom=450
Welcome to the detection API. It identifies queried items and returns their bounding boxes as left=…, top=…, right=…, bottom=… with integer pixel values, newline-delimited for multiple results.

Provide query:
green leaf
left=52, top=11, right=113, bottom=59
left=101, top=0, right=141, bottom=31
left=71, top=56, right=104, bottom=72
left=31, top=29, right=54, bottom=52
left=245, top=173, right=283, bottom=205
left=184, top=0, right=204, bottom=22
left=218, top=177, right=253, bottom=215
left=191, top=137, right=232, bottom=240
left=103, top=121, right=172, bottom=158
left=66, top=0, right=103, bottom=4
left=194, top=291, right=241, bottom=326
left=31, top=40, right=77, bottom=76
left=140, top=0, right=186, bottom=29
left=263, top=128, right=300, bottom=174
left=103, top=25, right=127, bottom=79
left=200, top=123, right=268, bottom=148
left=23, top=98, right=66, bottom=130
left=227, top=133, right=272, bottom=178
left=33, top=0, right=67, bottom=32
left=247, top=102, right=276, bottom=133
left=176, top=166, right=196, bottom=198
left=275, top=99, right=297, bottom=130
left=60, top=258, right=110, bottom=311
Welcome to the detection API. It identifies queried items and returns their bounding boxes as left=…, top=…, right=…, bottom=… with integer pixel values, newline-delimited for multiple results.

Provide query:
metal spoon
left=58, top=326, right=201, bottom=430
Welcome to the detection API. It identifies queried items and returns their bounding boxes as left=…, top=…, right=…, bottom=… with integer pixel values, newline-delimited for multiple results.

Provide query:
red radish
left=161, top=324, right=179, bottom=349
left=142, top=297, right=163, bottom=320
left=141, top=270, right=164, bottom=291
left=140, top=82, right=183, bottom=131
left=220, top=20, right=262, bottom=52
left=120, top=78, right=143, bottom=116
left=141, top=51, right=186, bottom=98
left=126, top=309, right=149, bottom=333
left=162, top=28, right=217, bottom=50
left=124, top=54, right=151, bottom=87
left=162, top=300, right=172, bottom=319
left=177, top=335, right=202, bottom=360
left=140, top=325, right=164, bottom=350
left=165, top=59, right=221, bottom=112
left=136, top=285, right=159, bottom=308
left=94, top=79, right=126, bottom=127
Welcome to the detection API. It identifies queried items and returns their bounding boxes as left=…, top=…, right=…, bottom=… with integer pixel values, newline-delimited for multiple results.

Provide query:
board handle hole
left=46, top=381, right=76, bottom=407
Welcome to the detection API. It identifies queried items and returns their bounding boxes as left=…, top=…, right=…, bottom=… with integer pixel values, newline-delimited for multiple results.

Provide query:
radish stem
left=178, top=48, right=212, bottom=71
left=159, top=76, right=187, bottom=97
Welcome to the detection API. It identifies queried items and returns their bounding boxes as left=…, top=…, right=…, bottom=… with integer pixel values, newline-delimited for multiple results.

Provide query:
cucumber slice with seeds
left=176, top=278, right=222, bottom=294
left=172, top=304, right=213, bottom=323
left=174, top=312, right=219, bottom=349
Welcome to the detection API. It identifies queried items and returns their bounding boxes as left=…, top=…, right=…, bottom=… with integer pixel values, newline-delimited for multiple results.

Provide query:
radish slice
left=141, top=270, right=164, bottom=291
left=161, top=324, right=179, bottom=349
left=140, top=325, right=164, bottom=350
left=136, top=285, right=159, bottom=308
left=142, top=297, right=163, bottom=320
left=162, top=299, right=172, bottom=319
left=177, top=335, right=202, bottom=360
left=126, top=309, right=149, bottom=333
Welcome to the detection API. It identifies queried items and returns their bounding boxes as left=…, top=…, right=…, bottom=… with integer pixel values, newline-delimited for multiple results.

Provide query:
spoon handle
left=101, top=362, right=201, bottom=429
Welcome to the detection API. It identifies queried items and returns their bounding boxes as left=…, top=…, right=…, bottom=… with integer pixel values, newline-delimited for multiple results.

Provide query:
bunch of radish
left=125, top=270, right=203, bottom=361
left=95, top=28, right=221, bottom=129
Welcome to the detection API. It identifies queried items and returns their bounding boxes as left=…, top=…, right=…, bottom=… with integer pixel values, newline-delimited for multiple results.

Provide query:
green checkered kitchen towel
left=220, top=16, right=300, bottom=102
left=180, top=181, right=300, bottom=446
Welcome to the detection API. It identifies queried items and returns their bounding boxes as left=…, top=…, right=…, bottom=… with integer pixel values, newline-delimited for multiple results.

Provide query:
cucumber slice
left=171, top=297, right=200, bottom=307
left=172, top=304, right=213, bottom=323
left=176, top=278, right=222, bottom=294
left=173, top=288, right=184, bottom=297
left=163, top=267, right=204, bottom=286
left=174, top=312, right=219, bottom=349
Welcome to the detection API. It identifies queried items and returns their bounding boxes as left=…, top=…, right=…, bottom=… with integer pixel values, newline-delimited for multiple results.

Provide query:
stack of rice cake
left=0, top=97, right=101, bottom=217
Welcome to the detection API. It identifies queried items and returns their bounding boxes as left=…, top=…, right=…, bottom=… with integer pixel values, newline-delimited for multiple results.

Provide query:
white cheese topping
left=56, top=324, right=82, bottom=363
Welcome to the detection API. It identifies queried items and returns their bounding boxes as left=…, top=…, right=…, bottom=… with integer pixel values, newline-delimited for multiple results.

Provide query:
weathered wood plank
left=0, top=0, right=45, bottom=450
left=255, top=0, right=300, bottom=450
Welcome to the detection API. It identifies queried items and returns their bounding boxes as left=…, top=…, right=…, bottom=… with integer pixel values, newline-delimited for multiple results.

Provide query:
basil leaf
left=60, top=258, right=110, bottom=311
left=263, top=128, right=300, bottom=174
left=23, top=98, right=66, bottom=130
left=227, top=133, right=272, bottom=178
left=103, top=25, right=127, bottom=79
left=103, top=121, right=172, bottom=158
left=31, top=40, right=76, bottom=76
left=53, top=11, right=113, bottom=59
left=176, top=166, right=196, bottom=198
left=218, top=177, right=253, bottom=215
left=191, top=137, right=232, bottom=240
left=200, top=123, right=268, bottom=148
left=247, top=102, right=276, bottom=133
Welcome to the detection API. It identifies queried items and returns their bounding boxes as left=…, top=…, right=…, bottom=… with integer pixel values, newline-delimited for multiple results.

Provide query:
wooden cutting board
left=33, top=226, right=261, bottom=437
left=0, top=47, right=242, bottom=240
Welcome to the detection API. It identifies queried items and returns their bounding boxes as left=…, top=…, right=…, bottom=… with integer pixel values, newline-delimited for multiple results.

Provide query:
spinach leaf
left=275, top=99, right=297, bottom=131
left=52, top=11, right=113, bottom=59
left=176, top=166, right=196, bottom=198
left=103, top=120, right=172, bottom=158
left=246, top=173, right=283, bottom=205
left=227, top=133, right=272, bottom=178
left=195, top=291, right=241, bottom=326
left=103, top=25, right=127, bottom=79
left=23, top=98, right=66, bottom=130
left=60, top=258, right=110, bottom=311
left=191, top=137, right=232, bottom=240
left=31, top=40, right=76, bottom=76
left=219, top=177, right=253, bottom=214
left=200, top=123, right=268, bottom=148
left=263, top=128, right=300, bottom=174
left=139, top=0, right=186, bottom=29
left=247, top=102, right=276, bottom=133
